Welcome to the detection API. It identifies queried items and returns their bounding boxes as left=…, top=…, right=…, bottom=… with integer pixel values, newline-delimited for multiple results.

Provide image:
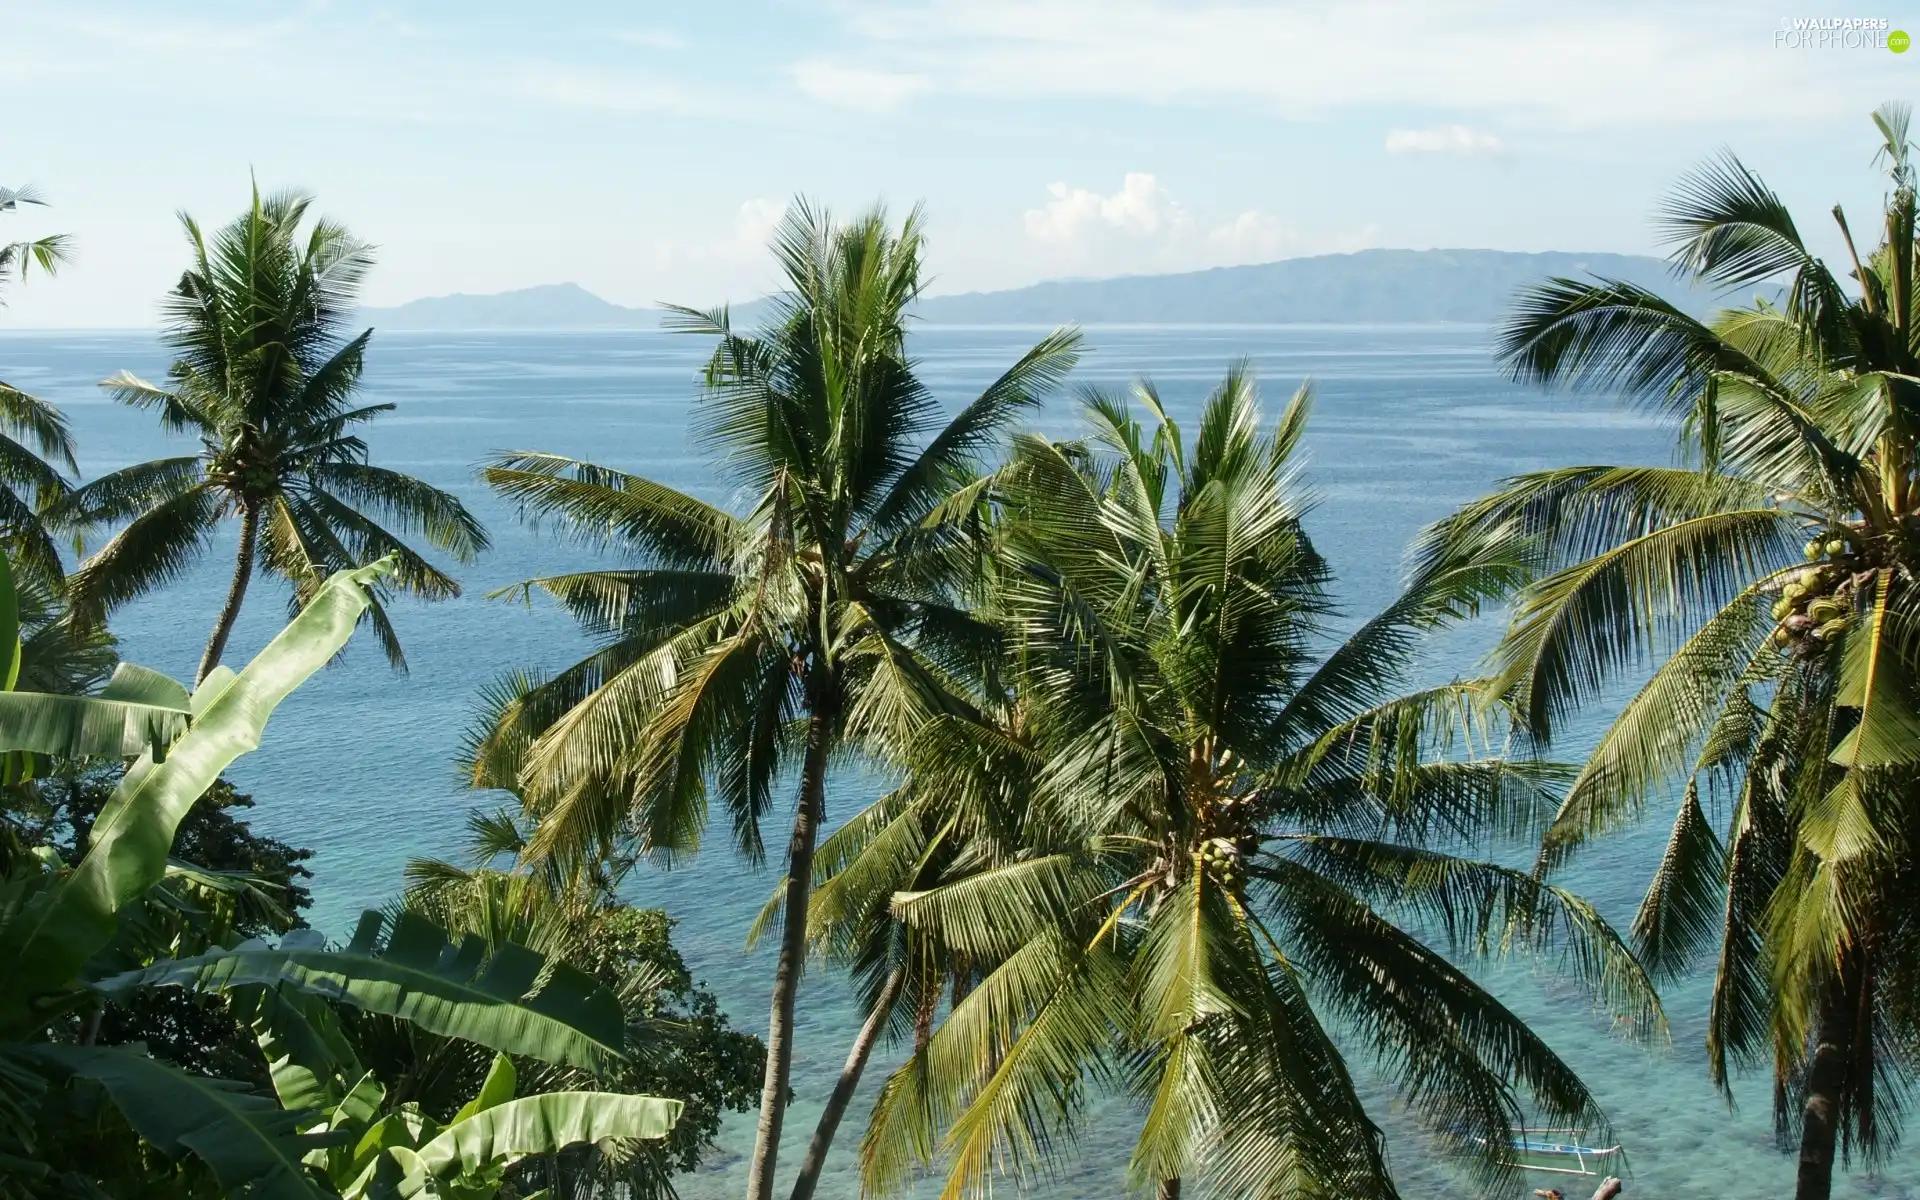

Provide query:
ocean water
left=2, top=324, right=1915, bottom=1199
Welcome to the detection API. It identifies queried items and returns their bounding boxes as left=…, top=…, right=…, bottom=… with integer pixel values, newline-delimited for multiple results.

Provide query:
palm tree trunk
left=745, top=708, right=834, bottom=1200
left=913, top=979, right=937, bottom=1055
left=1796, top=989, right=1854, bottom=1200
left=197, top=502, right=259, bottom=685
left=788, top=964, right=906, bottom=1200
left=1157, top=1177, right=1181, bottom=1200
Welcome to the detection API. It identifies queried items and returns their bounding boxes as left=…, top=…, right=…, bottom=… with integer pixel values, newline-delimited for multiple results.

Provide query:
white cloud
left=1020, top=174, right=1376, bottom=278
left=650, top=198, right=784, bottom=263
left=644, top=198, right=788, bottom=295
left=829, top=0, right=1907, bottom=130
left=57, top=11, right=305, bottom=55
left=1208, top=211, right=1382, bottom=261
left=790, top=61, right=927, bottom=110
left=509, top=64, right=692, bottom=113
left=8, top=9, right=711, bottom=125
left=615, top=29, right=688, bottom=51
left=733, top=198, right=785, bottom=253
left=1025, top=173, right=1187, bottom=243
left=1205, top=211, right=1291, bottom=260
left=1384, top=124, right=1505, bottom=156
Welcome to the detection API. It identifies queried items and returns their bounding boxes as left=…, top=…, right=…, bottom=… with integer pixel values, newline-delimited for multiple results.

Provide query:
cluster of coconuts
left=212, top=454, right=281, bottom=496
left=1198, top=837, right=1243, bottom=888
left=1771, top=534, right=1856, bottom=653
left=1196, top=796, right=1259, bottom=890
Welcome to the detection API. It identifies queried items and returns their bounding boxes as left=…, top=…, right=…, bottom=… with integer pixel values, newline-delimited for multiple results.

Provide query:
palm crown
left=1421, top=104, right=1920, bottom=1196
left=847, top=371, right=1658, bottom=1199
left=0, top=183, right=79, bottom=585
left=471, top=200, right=1080, bottom=1200
left=63, top=186, right=486, bottom=681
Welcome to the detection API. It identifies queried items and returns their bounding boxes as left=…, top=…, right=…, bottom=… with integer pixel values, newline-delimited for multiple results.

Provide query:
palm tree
left=0, top=184, right=80, bottom=586
left=9, top=565, right=116, bottom=698
left=471, top=201, right=1080, bottom=1200
left=749, top=764, right=995, bottom=1200
left=853, top=370, right=1659, bottom=1199
left=0, top=187, right=69, bottom=289
left=62, top=185, right=487, bottom=682
left=1419, top=105, right=1920, bottom=1200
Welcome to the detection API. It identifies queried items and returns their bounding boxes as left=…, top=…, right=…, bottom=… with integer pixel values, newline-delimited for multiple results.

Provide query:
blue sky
left=4, top=0, right=1917, bottom=325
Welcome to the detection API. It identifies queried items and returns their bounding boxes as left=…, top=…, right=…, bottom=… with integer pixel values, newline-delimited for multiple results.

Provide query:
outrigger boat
left=1479, top=1128, right=1623, bottom=1178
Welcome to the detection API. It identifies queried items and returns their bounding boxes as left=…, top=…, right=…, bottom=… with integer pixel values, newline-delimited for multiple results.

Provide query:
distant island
left=357, top=282, right=654, bottom=330
left=358, top=248, right=1720, bottom=331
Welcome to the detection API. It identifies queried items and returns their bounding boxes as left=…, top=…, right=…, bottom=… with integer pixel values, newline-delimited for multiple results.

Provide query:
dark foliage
left=2, top=765, right=313, bottom=1196
left=578, top=906, right=765, bottom=1173
left=5, top=764, right=311, bottom=1082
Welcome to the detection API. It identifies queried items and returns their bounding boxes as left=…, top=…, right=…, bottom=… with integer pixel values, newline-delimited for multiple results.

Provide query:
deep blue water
left=2, top=325, right=1914, bottom=1199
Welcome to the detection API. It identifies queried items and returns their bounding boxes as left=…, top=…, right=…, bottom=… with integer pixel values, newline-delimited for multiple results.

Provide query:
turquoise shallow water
left=2, top=324, right=1915, bottom=1198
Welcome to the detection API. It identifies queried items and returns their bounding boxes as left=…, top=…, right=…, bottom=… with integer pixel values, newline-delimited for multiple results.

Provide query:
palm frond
left=53, top=456, right=205, bottom=528
left=306, top=462, right=487, bottom=561
left=1265, top=855, right=1606, bottom=1192
left=1275, top=839, right=1663, bottom=1035
left=65, top=485, right=220, bottom=628
left=0, top=383, right=76, bottom=474
left=98, top=371, right=212, bottom=436
left=1661, top=150, right=1842, bottom=301
left=868, top=327, right=1082, bottom=534
left=1541, top=576, right=1779, bottom=861
left=1631, top=780, right=1729, bottom=980
left=481, top=451, right=740, bottom=570
left=1489, top=508, right=1795, bottom=741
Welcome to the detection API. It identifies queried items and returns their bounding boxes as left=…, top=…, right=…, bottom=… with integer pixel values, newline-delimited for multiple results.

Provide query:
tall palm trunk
left=1157, top=1177, right=1181, bottom=1200
left=197, top=502, right=258, bottom=685
left=1796, top=987, right=1854, bottom=1200
left=788, top=964, right=906, bottom=1200
left=746, top=706, right=834, bottom=1200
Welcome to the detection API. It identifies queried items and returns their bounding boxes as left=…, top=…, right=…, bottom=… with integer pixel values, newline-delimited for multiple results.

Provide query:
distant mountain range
left=358, top=283, right=653, bottom=330
left=358, top=249, right=1717, bottom=331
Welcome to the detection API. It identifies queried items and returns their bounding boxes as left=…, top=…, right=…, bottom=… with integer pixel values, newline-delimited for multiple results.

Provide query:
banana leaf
left=231, top=975, right=368, bottom=1114
left=452, top=1054, right=517, bottom=1123
left=0, top=549, right=19, bottom=692
left=98, top=909, right=626, bottom=1072
left=0, top=558, right=394, bottom=1035
left=0, top=662, right=195, bottom=761
left=25, top=1043, right=344, bottom=1199
left=397, top=1091, right=683, bottom=1196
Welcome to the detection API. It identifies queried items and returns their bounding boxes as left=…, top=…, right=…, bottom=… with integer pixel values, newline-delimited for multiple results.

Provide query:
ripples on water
left=1, top=325, right=1911, bottom=1198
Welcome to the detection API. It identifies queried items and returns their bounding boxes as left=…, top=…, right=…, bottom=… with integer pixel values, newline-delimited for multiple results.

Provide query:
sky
left=3, top=0, right=1917, bottom=326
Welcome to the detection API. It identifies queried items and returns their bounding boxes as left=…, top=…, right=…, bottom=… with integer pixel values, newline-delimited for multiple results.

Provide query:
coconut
left=1807, top=599, right=1844, bottom=622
